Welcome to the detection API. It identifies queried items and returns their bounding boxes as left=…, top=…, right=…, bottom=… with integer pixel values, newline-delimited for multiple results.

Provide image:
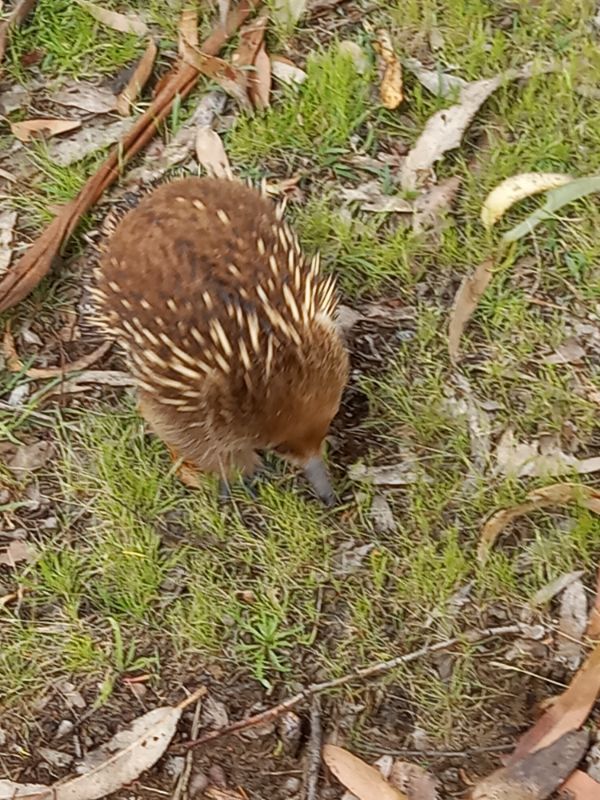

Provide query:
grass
left=1, top=0, right=600, bottom=755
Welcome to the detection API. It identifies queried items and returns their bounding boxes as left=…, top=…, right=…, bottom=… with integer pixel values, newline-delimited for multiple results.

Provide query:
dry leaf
left=349, top=460, right=427, bottom=486
left=0, top=209, right=17, bottom=276
left=0, top=0, right=38, bottom=66
left=374, top=29, right=403, bottom=109
left=389, top=761, right=439, bottom=800
left=49, top=82, right=118, bottom=114
left=5, top=334, right=112, bottom=379
left=556, top=579, right=588, bottom=671
left=9, top=439, right=53, bottom=473
left=270, top=55, right=306, bottom=86
left=11, top=118, right=81, bottom=142
left=587, top=567, right=600, bottom=639
left=0, top=540, right=33, bottom=568
left=412, top=176, right=461, bottom=233
left=340, top=181, right=412, bottom=213
left=545, top=338, right=586, bottom=365
left=472, top=730, right=589, bottom=800
left=116, top=39, right=158, bottom=115
left=561, top=769, right=600, bottom=799
left=75, top=0, right=149, bottom=36
left=233, top=14, right=266, bottom=66
left=531, top=570, right=585, bottom=607
left=508, top=643, right=600, bottom=762
left=503, top=174, right=600, bottom=243
left=0, top=0, right=261, bottom=314
left=178, top=8, right=198, bottom=54
left=494, top=429, right=600, bottom=478
left=49, top=118, right=136, bottom=167
left=448, top=257, right=494, bottom=363
left=332, top=541, right=375, bottom=577
left=323, top=745, right=408, bottom=800
left=400, top=63, right=553, bottom=190
left=180, top=37, right=249, bottom=108
left=481, top=172, right=573, bottom=229
left=478, top=483, right=600, bottom=563
left=249, top=42, right=271, bottom=109
left=271, top=0, right=306, bottom=26
left=338, top=40, right=369, bottom=74
left=404, top=57, right=467, bottom=98
left=195, top=127, right=231, bottom=178
left=0, top=781, right=49, bottom=799
left=218, top=0, right=231, bottom=27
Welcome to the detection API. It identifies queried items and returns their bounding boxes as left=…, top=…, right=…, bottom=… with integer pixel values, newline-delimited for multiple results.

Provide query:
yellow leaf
left=374, top=29, right=402, bottom=109
left=323, top=744, right=408, bottom=800
left=481, top=172, right=573, bottom=229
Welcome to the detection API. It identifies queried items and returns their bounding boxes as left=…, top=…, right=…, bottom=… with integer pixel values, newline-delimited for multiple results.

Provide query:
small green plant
left=234, top=608, right=305, bottom=689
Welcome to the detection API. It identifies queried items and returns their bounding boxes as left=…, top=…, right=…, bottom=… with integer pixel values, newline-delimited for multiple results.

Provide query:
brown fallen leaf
left=508, top=644, right=600, bottom=762
left=0, top=209, right=17, bottom=276
left=448, top=257, right=494, bottom=363
left=0, top=540, right=33, bottom=568
left=374, top=29, right=403, bottom=109
left=472, top=730, right=589, bottom=800
left=178, top=7, right=199, bottom=54
left=49, top=82, right=118, bottom=114
left=340, top=180, right=412, bottom=213
left=0, top=0, right=39, bottom=66
left=400, top=62, right=555, bottom=190
left=233, top=14, right=266, bottom=67
left=11, top=118, right=81, bottom=142
left=0, top=0, right=262, bottom=314
left=478, top=483, right=600, bottom=563
left=390, top=761, right=439, bottom=800
left=116, top=38, right=158, bottom=116
left=195, top=127, right=232, bottom=178
left=323, top=745, right=408, bottom=800
left=75, top=0, right=149, bottom=36
left=179, top=10, right=250, bottom=108
left=204, top=789, right=246, bottom=800
left=233, top=15, right=270, bottom=109
left=587, top=567, right=600, bottom=639
left=560, top=769, right=600, bottom=799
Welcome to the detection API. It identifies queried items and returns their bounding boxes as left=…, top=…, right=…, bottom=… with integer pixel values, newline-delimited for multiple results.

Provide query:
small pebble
left=283, top=777, right=301, bottom=795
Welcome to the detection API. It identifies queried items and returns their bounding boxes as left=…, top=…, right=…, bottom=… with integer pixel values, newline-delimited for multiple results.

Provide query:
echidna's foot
left=217, top=473, right=260, bottom=504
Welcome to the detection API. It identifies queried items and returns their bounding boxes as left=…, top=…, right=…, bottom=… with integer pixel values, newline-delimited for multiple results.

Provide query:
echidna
left=91, top=176, right=349, bottom=505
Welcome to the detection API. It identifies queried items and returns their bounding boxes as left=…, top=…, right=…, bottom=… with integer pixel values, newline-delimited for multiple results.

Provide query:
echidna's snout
left=303, top=455, right=337, bottom=507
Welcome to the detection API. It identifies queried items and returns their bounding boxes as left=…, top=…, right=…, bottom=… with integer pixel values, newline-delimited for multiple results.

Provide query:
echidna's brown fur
left=91, top=176, right=349, bottom=489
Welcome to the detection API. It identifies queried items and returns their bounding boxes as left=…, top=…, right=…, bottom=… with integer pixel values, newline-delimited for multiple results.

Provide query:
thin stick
left=173, top=692, right=205, bottom=800
left=183, top=624, right=524, bottom=751
left=304, top=697, right=322, bottom=800
left=177, top=686, right=208, bottom=710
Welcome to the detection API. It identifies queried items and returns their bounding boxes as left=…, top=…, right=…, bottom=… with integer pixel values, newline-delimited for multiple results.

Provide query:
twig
left=173, top=691, right=205, bottom=800
left=304, top=697, right=322, bottom=800
left=182, top=624, right=524, bottom=751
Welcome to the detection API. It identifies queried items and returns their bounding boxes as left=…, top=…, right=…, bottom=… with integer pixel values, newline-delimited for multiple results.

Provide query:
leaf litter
left=115, top=38, right=157, bottom=116
left=49, top=82, right=118, bottom=114
left=480, top=172, right=573, bottom=229
left=494, top=428, right=600, bottom=478
left=555, top=578, right=588, bottom=671
left=10, top=118, right=82, bottom=142
left=74, top=0, right=149, bottom=36
left=0, top=209, right=17, bottom=276
left=374, top=29, right=403, bottom=109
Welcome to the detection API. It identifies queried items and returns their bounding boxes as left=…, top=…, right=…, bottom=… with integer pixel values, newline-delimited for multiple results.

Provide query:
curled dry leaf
left=75, top=0, right=149, bottom=36
left=116, top=38, right=158, bottom=115
left=472, top=730, right=589, bottom=800
left=323, top=745, right=408, bottom=800
left=448, top=257, right=494, bottom=363
left=478, top=482, right=600, bottom=563
left=233, top=15, right=270, bottom=109
left=0, top=209, right=17, bottom=276
left=249, top=43, right=271, bottom=109
left=503, top=174, right=600, bottom=243
left=555, top=579, right=587, bottom=671
left=11, top=118, right=81, bottom=142
left=270, top=55, right=306, bottom=86
left=374, top=29, right=403, bottom=109
left=480, top=172, right=572, bottom=229
left=400, top=63, right=554, bottom=190
left=195, top=127, right=231, bottom=178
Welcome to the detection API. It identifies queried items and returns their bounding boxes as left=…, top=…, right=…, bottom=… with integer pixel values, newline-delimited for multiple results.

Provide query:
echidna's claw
left=303, top=456, right=337, bottom=507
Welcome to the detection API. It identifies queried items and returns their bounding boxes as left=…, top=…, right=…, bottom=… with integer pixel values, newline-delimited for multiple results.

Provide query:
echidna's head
left=267, top=318, right=350, bottom=505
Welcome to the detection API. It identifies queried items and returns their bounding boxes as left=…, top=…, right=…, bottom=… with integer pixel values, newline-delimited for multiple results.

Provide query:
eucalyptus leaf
left=503, top=175, right=600, bottom=242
